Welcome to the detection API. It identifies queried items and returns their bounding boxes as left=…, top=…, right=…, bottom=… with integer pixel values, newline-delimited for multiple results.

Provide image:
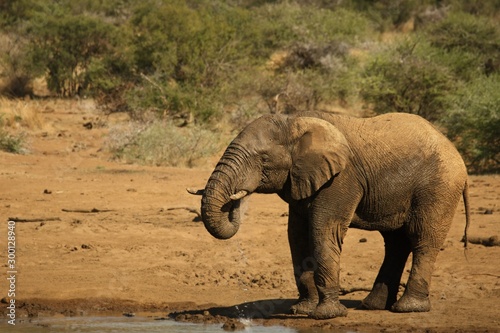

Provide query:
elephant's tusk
left=230, top=190, right=248, bottom=201
left=186, top=188, right=204, bottom=195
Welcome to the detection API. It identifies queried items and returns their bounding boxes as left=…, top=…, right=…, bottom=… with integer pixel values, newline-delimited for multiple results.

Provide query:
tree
left=28, top=11, right=118, bottom=97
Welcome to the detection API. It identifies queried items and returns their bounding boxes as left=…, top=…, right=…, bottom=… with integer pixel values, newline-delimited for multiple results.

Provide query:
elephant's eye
left=262, top=154, right=270, bottom=164
left=261, top=168, right=271, bottom=185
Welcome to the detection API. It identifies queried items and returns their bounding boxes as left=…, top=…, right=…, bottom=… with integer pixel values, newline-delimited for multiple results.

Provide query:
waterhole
left=1, top=316, right=299, bottom=333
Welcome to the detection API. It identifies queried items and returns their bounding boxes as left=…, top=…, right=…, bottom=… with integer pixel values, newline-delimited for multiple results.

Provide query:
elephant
left=188, top=111, right=470, bottom=320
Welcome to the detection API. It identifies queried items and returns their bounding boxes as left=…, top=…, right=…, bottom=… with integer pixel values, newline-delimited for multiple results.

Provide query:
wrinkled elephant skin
left=190, top=112, right=470, bottom=320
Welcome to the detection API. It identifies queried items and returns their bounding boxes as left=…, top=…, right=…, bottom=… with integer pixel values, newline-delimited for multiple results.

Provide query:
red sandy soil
left=0, top=100, right=499, bottom=332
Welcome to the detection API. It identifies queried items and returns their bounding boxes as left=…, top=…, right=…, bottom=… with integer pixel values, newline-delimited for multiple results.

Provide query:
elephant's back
left=296, top=111, right=467, bottom=180
left=339, top=112, right=467, bottom=185
left=366, top=113, right=465, bottom=168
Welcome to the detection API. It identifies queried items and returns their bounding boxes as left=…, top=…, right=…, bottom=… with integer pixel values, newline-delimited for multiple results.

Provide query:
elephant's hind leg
left=391, top=247, right=437, bottom=312
left=392, top=213, right=455, bottom=313
left=361, top=229, right=411, bottom=310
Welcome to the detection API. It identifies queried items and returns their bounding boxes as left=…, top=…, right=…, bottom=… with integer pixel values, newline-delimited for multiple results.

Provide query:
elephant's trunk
left=201, top=191, right=242, bottom=240
left=201, top=149, right=249, bottom=240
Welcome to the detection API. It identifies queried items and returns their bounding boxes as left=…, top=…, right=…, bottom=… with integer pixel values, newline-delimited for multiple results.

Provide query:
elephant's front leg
left=310, top=220, right=349, bottom=319
left=287, top=207, right=319, bottom=315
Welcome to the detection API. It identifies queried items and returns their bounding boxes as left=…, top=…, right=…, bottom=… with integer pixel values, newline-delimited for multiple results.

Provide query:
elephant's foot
left=391, top=294, right=430, bottom=313
left=360, top=292, right=388, bottom=310
left=311, top=300, right=348, bottom=319
left=290, top=298, right=318, bottom=315
left=360, top=284, right=396, bottom=310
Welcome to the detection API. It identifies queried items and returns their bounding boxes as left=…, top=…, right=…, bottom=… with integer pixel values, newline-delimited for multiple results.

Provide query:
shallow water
left=1, top=316, right=300, bottom=333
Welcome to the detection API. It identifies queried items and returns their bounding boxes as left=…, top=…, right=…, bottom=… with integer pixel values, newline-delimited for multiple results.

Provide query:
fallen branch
left=465, top=235, right=500, bottom=247
left=62, top=208, right=114, bottom=213
left=8, top=217, right=61, bottom=223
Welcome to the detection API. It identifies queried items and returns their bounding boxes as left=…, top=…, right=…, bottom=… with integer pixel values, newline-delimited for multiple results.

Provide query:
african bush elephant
left=188, top=112, right=470, bottom=319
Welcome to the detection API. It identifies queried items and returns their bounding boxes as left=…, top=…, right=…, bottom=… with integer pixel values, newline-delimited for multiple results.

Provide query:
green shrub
left=260, top=58, right=359, bottom=114
left=443, top=75, right=500, bottom=173
left=0, top=130, right=25, bottom=153
left=27, top=9, right=119, bottom=97
left=123, top=74, right=223, bottom=123
left=0, top=116, right=26, bottom=153
left=131, top=1, right=255, bottom=83
left=447, top=0, right=500, bottom=17
left=127, top=1, right=260, bottom=120
left=339, top=0, right=426, bottom=30
left=361, top=39, right=457, bottom=121
left=106, top=121, right=222, bottom=167
left=255, top=4, right=374, bottom=49
left=425, top=12, right=500, bottom=79
left=253, top=5, right=371, bottom=113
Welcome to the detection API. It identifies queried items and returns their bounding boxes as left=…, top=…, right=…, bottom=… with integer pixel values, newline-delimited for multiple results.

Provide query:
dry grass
left=0, top=97, right=97, bottom=154
left=0, top=97, right=45, bottom=130
left=106, top=120, right=224, bottom=168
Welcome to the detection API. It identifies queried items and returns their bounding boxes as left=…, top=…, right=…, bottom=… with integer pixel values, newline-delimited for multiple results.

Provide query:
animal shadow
left=169, top=298, right=362, bottom=320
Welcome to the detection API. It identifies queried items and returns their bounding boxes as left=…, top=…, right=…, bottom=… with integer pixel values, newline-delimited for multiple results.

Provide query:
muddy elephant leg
left=362, top=229, right=412, bottom=310
left=392, top=216, right=453, bottom=312
left=288, top=207, right=319, bottom=315
left=391, top=247, right=437, bottom=312
left=310, top=221, right=348, bottom=319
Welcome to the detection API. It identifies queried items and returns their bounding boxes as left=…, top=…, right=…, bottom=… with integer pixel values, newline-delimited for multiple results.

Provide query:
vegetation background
left=0, top=0, right=499, bottom=172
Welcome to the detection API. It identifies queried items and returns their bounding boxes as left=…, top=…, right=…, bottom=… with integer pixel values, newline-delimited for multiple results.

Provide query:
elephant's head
left=188, top=114, right=351, bottom=240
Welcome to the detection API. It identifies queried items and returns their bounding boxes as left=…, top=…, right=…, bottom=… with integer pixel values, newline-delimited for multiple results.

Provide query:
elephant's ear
left=290, top=117, right=351, bottom=201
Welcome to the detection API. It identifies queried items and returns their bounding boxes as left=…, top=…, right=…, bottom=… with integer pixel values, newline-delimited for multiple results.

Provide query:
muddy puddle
left=1, top=316, right=345, bottom=333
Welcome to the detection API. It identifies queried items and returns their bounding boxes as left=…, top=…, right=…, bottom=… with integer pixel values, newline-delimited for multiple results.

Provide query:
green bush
left=425, top=12, right=500, bottom=79
left=27, top=11, right=119, bottom=97
left=255, top=4, right=374, bottom=48
left=446, top=0, right=500, bottom=17
left=131, top=1, right=256, bottom=83
left=0, top=130, right=25, bottom=153
left=0, top=116, right=26, bottom=154
left=260, top=56, right=359, bottom=113
left=361, top=39, right=457, bottom=121
left=126, top=1, right=261, bottom=120
left=443, top=76, right=500, bottom=173
left=252, top=5, right=370, bottom=113
left=338, top=0, right=429, bottom=31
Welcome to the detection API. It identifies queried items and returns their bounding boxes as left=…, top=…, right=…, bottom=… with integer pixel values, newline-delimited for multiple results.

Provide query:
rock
left=222, top=319, right=246, bottom=331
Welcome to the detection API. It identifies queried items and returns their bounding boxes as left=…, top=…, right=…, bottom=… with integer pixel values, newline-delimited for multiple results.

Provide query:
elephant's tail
left=462, top=179, right=471, bottom=250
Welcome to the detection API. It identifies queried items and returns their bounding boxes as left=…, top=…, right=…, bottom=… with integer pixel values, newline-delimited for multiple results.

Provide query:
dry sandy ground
left=0, top=100, right=499, bottom=332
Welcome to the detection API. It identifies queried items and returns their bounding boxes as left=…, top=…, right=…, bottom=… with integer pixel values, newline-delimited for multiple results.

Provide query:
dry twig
left=8, top=217, right=61, bottom=223
left=62, top=208, right=114, bottom=213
